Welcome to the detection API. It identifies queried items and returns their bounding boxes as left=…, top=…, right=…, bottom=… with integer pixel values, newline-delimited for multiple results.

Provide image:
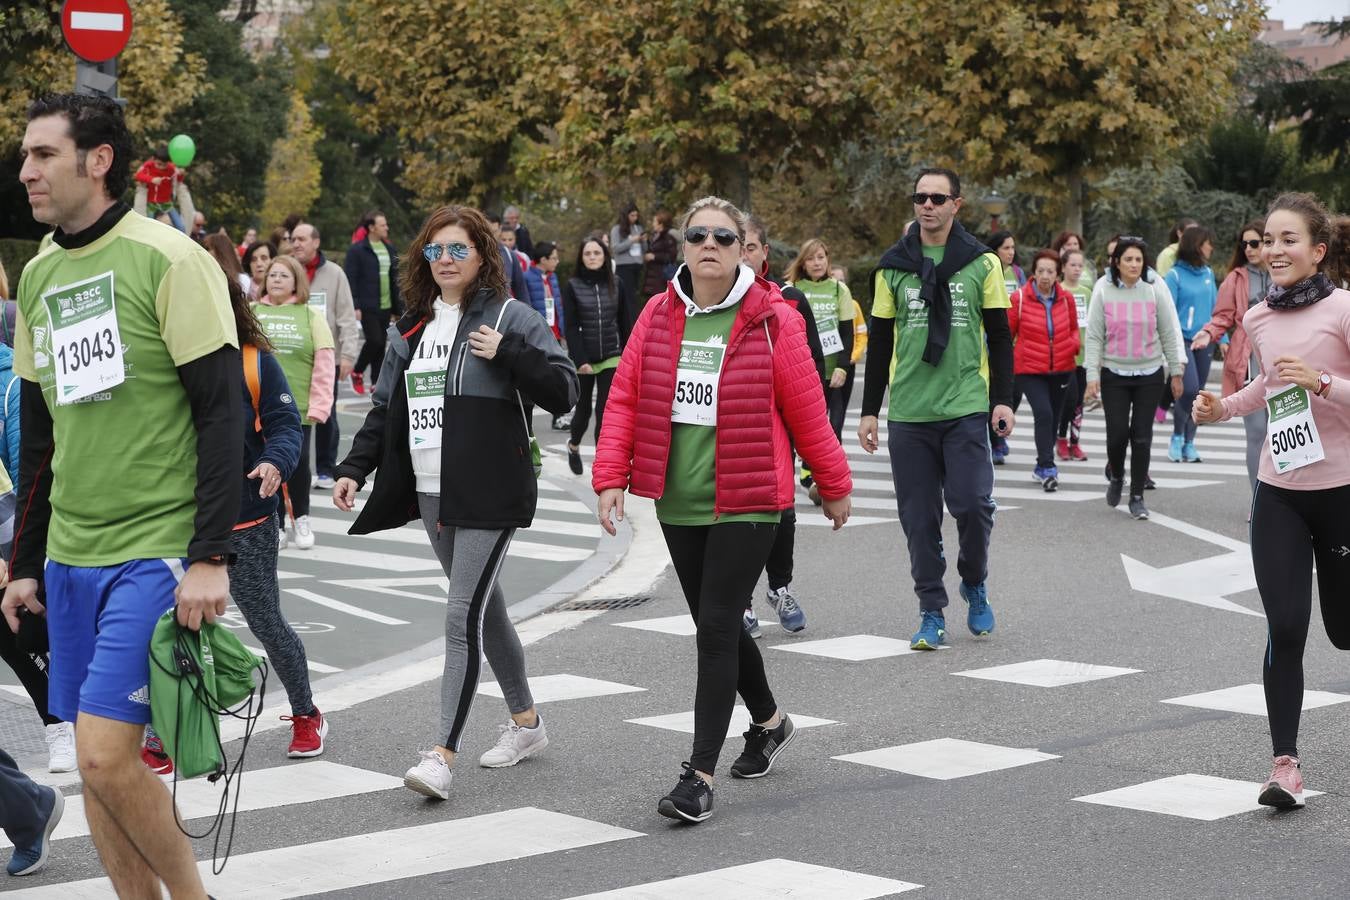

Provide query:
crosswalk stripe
left=302, top=516, right=593, bottom=561
left=564, top=858, right=921, bottom=899
left=11, top=808, right=645, bottom=899
left=0, top=762, right=399, bottom=850
left=241, top=644, right=342, bottom=674
left=280, top=543, right=443, bottom=572
left=283, top=588, right=410, bottom=626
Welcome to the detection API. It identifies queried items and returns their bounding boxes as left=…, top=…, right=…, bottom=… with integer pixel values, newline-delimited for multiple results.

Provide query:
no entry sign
left=61, top=0, right=132, bottom=64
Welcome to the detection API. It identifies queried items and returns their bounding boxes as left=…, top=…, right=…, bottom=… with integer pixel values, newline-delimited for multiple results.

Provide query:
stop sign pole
left=61, top=0, right=133, bottom=102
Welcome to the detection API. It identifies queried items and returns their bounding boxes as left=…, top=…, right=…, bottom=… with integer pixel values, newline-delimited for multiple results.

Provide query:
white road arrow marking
left=1120, top=510, right=1262, bottom=617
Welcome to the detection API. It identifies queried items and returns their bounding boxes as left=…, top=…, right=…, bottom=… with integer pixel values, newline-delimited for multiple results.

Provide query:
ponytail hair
left=1266, top=192, right=1350, bottom=287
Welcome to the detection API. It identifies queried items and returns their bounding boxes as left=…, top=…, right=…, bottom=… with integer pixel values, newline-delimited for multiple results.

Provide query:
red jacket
left=592, top=273, right=851, bottom=513
left=1202, top=266, right=1257, bottom=398
left=134, top=159, right=177, bottom=205
left=1008, top=282, right=1080, bottom=374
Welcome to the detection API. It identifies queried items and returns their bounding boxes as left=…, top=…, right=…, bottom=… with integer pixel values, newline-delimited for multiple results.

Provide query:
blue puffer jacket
left=523, top=267, right=563, bottom=331
left=239, top=347, right=304, bottom=523
left=0, top=344, right=20, bottom=485
left=1164, top=261, right=1217, bottom=340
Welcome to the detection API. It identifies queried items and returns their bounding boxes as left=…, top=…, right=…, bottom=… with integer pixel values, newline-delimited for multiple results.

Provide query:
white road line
left=0, top=762, right=399, bottom=850
left=242, top=644, right=342, bottom=674
left=565, top=858, right=921, bottom=899
left=282, top=589, right=409, bottom=625
left=22, top=807, right=644, bottom=899
left=279, top=543, right=444, bottom=572
left=302, top=515, right=590, bottom=561
left=536, top=496, right=592, bottom=514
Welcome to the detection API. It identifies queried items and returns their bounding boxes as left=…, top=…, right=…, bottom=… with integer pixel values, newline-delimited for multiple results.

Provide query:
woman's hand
left=1193, top=390, right=1222, bottom=425
left=1084, top=380, right=1100, bottom=402
left=468, top=325, right=503, bottom=360
left=822, top=495, right=851, bottom=531
left=644, top=252, right=655, bottom=262
left=333, top=477, right=359, bottom=512
left=597, top=488, right=626, bottom=536
left=1170, top=374, right=1184, bottom=400
left=1273, top=355, right=1320, bottom=391
left=1191, top=331, right=1212, bottom=351
left=248, top=461, right=283, bottom=498
left=578, top=363, right=594, bottom=376
left=829, top=368, right=847, bottom=389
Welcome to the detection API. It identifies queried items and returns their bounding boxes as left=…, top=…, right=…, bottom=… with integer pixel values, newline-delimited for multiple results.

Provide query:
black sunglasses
left=1244, top=239, right=1262, bottom=249
left=684, top=226, right=739, bottom=247
left=911, top=193, right=956, bottom=207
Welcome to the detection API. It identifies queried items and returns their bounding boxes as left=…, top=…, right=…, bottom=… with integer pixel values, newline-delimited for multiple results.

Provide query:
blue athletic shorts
left=45, top=559, right=184, bottom=725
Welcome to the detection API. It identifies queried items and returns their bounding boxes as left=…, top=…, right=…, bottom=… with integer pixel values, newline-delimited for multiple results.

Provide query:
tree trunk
left=479, top=140, right=512, bottom=214
left=712, top=156, right=752, bottom=211
left=1065, top=170, right=1084, bottom=235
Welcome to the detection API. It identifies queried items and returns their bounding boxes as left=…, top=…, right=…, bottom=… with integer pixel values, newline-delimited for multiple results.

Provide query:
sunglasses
left=1244, top=239, right=1262, bottom=249
left=684, top=226, right=739, bottom=247
left=422, top=242, right=473, bottom=262
left=911, top=193, right=956, bottom=207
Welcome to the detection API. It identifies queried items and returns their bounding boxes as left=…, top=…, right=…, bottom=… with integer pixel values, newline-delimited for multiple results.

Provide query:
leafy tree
left=324, top=0, right=558, bottom=212
left=545, top=0, right=872, bottom=210
left=260, top=92, right=322, bottom=227
left=855, top=0, right=1266, bottom=234
left=1182, top=114, right=1297, bottom=199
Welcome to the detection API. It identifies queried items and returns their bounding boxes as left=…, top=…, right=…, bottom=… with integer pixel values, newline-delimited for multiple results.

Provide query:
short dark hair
left=1176, top=225, right=1215, bottom=267
left=282, top=213, right=304, bottom=232
left=27, top=93, right=133, bottom=200
left=242, top=240, right=277, bottom=273
left=745, top=215, right=768, bottom=247
left=486, top=212, right=502, bottom=226
left=530, top=241, right=557, bottom=263
left=361, top=209, right=385, bottom=230
left=986, top=230, right=1015, bottom=254
left=913, top=166, right=961, bottom=198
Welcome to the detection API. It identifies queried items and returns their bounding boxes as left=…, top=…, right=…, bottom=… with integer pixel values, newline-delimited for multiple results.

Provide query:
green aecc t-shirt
left=13, top=212, right=238, bottom=566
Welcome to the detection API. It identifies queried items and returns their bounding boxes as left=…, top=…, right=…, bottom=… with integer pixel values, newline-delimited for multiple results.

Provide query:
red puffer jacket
left=593, top=273, right=851, bottom=513
left=1008, top=282, right=1081, bottom=374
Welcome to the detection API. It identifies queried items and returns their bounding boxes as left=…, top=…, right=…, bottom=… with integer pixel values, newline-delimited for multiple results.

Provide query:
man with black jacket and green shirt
left=857, top=168, right=1015, bottom=651
left=3, top=93, right=240, bottom=899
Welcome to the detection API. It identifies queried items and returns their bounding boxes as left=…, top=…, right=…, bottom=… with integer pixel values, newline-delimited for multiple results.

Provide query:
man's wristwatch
left=1315, top=372, right=1332, bottom=397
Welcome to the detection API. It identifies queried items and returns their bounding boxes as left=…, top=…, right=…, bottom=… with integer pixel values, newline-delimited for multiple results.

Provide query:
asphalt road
left=10, top=378, right=1350, bottom=899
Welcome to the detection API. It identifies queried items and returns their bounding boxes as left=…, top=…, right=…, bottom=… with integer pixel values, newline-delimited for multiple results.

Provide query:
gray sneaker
left=478, top=716, right=549, bottom=768
left=767, top=587, right=806, bottom=633
left=742, top=609, right=762, bottom=640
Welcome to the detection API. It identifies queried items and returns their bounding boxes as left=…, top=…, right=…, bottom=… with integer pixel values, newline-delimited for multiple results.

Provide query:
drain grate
left=560, top=596, right=653, bottom=611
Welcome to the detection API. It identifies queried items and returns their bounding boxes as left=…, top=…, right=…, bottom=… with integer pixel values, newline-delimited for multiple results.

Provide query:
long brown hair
left=1226, top=218, right=1265, bottom=273
left=784, top=238, right=831, bottom=284
left=204, top=231, right=244, bottom=283
left=401, top=205, right=508, bottom=320
left=203, top=235, right=272, bottom=351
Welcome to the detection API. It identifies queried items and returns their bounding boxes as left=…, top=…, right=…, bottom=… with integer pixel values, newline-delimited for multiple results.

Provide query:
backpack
left=243, top=344, right=262, bottom=433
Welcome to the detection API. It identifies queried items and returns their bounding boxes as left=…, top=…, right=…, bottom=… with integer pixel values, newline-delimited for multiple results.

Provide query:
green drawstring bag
left=148, top=611, right=267, bottom=780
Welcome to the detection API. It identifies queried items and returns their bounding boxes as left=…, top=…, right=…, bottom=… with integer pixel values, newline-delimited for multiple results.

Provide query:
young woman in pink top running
left=1194, top=192, right=1350, bottom=811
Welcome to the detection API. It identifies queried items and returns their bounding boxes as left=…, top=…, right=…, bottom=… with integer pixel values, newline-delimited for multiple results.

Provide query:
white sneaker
left=294, top=515, right=315, bottom=550
left=313, top=475, right=336, bottom=490
left=478, top=716, right=549, bottom=768
left=45, top=722, right=77, bottom=773
left=278, top=527, right=288, bottom=551
left=404, top=750, right=453, bottom=799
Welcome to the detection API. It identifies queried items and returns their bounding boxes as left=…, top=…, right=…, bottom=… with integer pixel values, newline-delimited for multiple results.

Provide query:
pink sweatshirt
left=1219, top=288, right=1350, bottom=490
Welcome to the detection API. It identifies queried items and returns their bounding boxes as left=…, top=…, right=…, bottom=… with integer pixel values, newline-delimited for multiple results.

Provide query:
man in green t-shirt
left=2, top=93, right=240, bottom=898
left=857, top=167, right=1016, bottom=651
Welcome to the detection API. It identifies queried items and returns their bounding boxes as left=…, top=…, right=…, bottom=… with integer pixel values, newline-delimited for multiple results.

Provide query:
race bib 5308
left=672, top=337, right=726, bottom=427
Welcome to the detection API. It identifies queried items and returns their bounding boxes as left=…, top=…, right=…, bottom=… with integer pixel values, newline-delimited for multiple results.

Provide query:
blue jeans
left=1174, top=345, right=1213, bottom=443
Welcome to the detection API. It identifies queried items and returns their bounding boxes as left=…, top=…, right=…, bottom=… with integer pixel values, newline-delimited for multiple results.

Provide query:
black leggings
left=570, top=368, right=614, bottom=447
left=1251, top=482, right=1350, bottom=758
left=1057, top=366, right=1087, bottom=442
left=1101, top=370, right=1162, bottom=496
left=662, top=521, right=778, bottom=774
left=1016, top=372, right=1071, bottom=467
left=355, top=309, right=392, bottom=382
left=0, top=606, right=59, bottom=726
left=283, top=425, right=314, bottom=519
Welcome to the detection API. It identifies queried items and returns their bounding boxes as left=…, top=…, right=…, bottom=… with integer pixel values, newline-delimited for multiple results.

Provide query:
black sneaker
left=1106, top=478, right=1123, bottom=508
left=567, top=445, right=584, bottom=475
left=1144, top=475, right=1157, bottom=490
left=1129, top=495, right=1149, bottom=520
left=658, top=763, right=713, bottom=823
left=730, top=714, right=796, bottom=779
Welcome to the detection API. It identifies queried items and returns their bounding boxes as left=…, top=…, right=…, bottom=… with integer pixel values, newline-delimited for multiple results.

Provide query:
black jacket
left=238, top=348, right=303, bottom=523
left=343, top=239, right=403, bottom=315
left=561, top=272, right=634, bottom=366
left=334, top=289, right=578, bottom=533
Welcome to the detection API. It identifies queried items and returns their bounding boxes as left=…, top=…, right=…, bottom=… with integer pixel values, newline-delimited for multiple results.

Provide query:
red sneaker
left=349, top=373, right=366, bottom=395
left=1070, top=443, right=1088, bottom=461
left=1055, top=438, right=1070, bottom=461
left=283, top=709, right=328, bottom=758
left=141, top=735, right=174, bottom=775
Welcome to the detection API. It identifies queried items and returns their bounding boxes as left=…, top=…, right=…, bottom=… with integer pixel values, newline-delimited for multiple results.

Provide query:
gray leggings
left=417, top=493, right=533, bottom=752
left=229, top=520, right=315, bottom=716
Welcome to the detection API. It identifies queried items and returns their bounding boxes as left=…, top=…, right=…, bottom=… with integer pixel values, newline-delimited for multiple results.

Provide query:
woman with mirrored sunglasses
left=594, top=196, right=852, bottom=824
left=561, top=234, right=635, bottom=476
left=332, top=205, right=577, bottom=802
